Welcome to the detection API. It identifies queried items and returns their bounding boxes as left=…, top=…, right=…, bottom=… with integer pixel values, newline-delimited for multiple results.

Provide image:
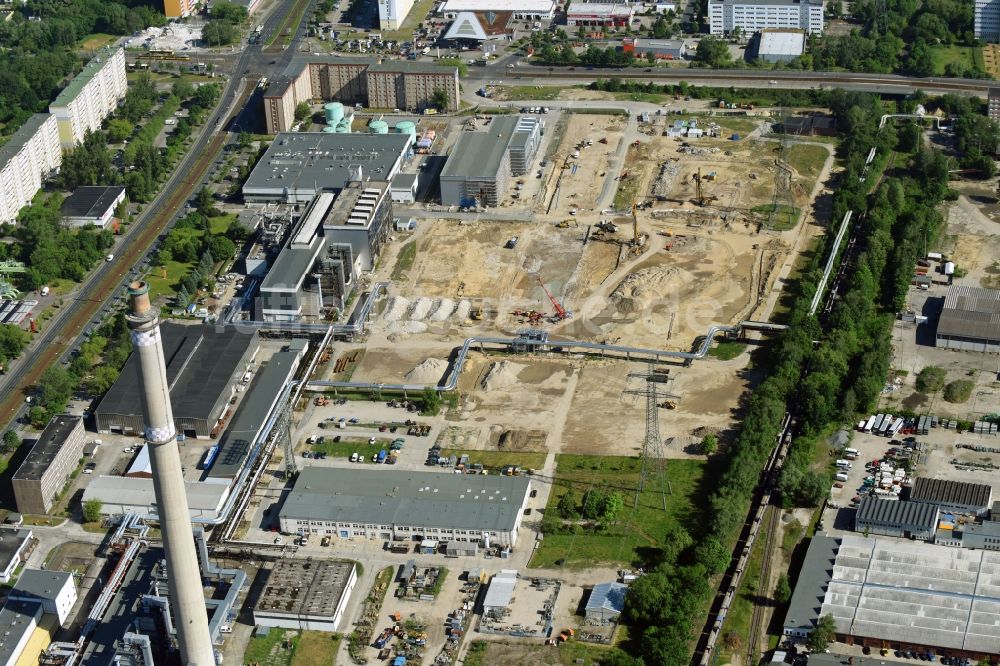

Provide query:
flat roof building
left=242, top=133, right=412, bottom=204
left=935, top=285, right=1000, bottom=353
left=440, top=115, right=541, bottom=207
left=959, top=520, right=1000, bottom=550
left=784, top=534, right=1000, bottom=657
left=709, top=0, right=824, bottom=36
left=756, top=28, right=806, bottom=62
left=60, top=185, right=126, bottom=229
left=95, top=324, right=260, bottom=439
left=854, top=497, right=939, bottom=541
left=49, top=47, right=127, bottom=148
left=567, top=3, right=635, bottom=27
left=252, top=560, right=358, bottom=631
left=586, top=582, right=627, bottom=622
left=0, top=529, right=33, bottom=584
left=0, top=114, right=61, bottom=225
left=82, top=476, right=232, bottom=522
left=10, top=570, right=76, bottom=626
left=280, top=467, right=532, bottom=547
left=622, top=37, right=687, bottom=60
left=12, top=415, right=86, bottom=515
left=440, top=0, right=555, bottom=19
left=482, top=569, right=518, bottom=616
left=910, top=477, right=993, bottom=516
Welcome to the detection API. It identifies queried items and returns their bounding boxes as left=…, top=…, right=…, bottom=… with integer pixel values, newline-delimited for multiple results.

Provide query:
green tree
left=582, top=488, right=604, bottom=520
left=211, top=0, right=248, bottom=22
left=774, top=573, right=792, bottom=604
left=294, top=102, right=311, bottom=122
left=83, top=499, right=104, bottom=523
left=88, top=366, right=120, bottom=396
left=238, top=131, right=253, bottom=149
left=699, top=434, right=718, bottom=455
left=693, top=536, right=729, bottom=575
left=107, top=119, right=134, bottom=143
left=202, top=20, right=240, bottom=46
left=194, top=187, right=215, bottom=215
left=600, top=491, right=624, bottom=524
left=172, top=78, right=196, bottom=100
left=916, top=365, right=946, bottom=392
left=1, top=430, right=20, bottom=455
left=0, top=324, right=30, bottom=366
left=557, top=490, right=579, bottom=518
left=807, top=614, right=837, bottom=652
left=431, top=89, right=451, bottom=111
left=944, top=379, right=974, bottom=403
left=420, top=387, right=442, bottom=415
left=38, top=365, right=74, bottom=408
left=693, top=36, right=731, bottom=67
left=205, top=235, right=236, bottom=263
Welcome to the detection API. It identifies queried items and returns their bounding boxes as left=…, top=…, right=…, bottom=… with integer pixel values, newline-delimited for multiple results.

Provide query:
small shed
left=445, top=541, right=478, bottom=557
left=482, top=570, right=518, bottom=617
left=398, top=559, right=416, bottom=583
left=585, top=582, right=627, bottom=622
left=419, top=539, right=439, bottom=555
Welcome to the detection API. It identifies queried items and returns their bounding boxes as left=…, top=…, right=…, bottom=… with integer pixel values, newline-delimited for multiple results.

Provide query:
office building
left=262, top=56, right=459, bottom=133
left=243, top=132, right=411, bottom=203
left=440, top=115, right=541, bottom=207
left=709, top=0, right=824, bottom=36
left=976, top=0, right=1000, bottom=42
left=935, top=285, right=1000, bottom=353
left=379, top=0, right=416, bottom=29
left=909, top=477, right=993, bottom=516
left=0, top=114, right=61, bottom=225
left=621, top=37, right=687, bottom=60
left=853, top=496, right=939, bottom=541
left=783, top=534, right=1000, bottom=658
left=12, top=415, right=86, bottom=515
left=60, top=185, right=126, bottom=229
left=95, top=324, right=259, bottom=439
left=49, top=47, right=128, bottom=148
left=0, top=529, right=33, bottom=583
left=279, top=466, right=533, bottom=547
left=440, top=0, right=556, bottom=19
left=253, top=560, right=358, bottom=631
left=566, top=3, right=635, bottom=27
left=756, top=28, right=806, bottom=62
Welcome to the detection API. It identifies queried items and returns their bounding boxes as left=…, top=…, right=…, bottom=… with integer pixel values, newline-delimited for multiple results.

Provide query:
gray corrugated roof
left=209, top=351, right=299, bottom=478
left=95, top=324, right=258, bottom=426
left=11, top=570, right=73, bottom=602
left=586, top=582, right=627, bottom=614
left=60, top=186, right=126, bottom=220
left=782, top=534, right=839, bottom=634
left=280, top=466, right=530, bottom=532
left=13, top=415, right=82, bottom=481
left=441, top=116, right=521, bottom=180
left=855, top=497, right=938, bottom=532
left=0, top=114, right=53, bottom=168
left=937, top=285, right=1000, bottom=341
left=910, top=477, right=992, bottom=510
left=260, top=242, right=323, bottom=292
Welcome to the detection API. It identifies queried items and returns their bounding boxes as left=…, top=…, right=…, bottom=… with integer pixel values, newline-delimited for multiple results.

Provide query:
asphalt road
left=0, top=0, right=314, bottom=434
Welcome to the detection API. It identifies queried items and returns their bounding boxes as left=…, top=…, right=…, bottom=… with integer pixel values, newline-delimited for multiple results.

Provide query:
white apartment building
left=0, top=114, right=61, bottom=224
left=378, top=0, right=416, bottom=29
left=49, top=47, right=128, bottom=148
left=709, top=0, right=824, bottom=35
left=976, top=0, right=1000, bottom=42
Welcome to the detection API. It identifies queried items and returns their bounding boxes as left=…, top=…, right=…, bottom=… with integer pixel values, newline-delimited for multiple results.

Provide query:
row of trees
left=602, top=89, right=952, bottom=665
left=0, top=0, right=165, bottom=138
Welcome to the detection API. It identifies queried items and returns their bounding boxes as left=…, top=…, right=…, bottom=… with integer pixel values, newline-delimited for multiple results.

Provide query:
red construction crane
left=537, top=277, right=569, bottom=321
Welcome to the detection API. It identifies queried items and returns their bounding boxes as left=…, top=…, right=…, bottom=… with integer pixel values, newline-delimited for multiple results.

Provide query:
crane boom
left=537, top=277, right=568, bottom=320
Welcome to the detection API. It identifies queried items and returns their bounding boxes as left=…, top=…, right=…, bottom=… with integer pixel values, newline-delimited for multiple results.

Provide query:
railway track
left=0, top=85, right=254, bottom=430
left=746, top=501, right=780, bottom=665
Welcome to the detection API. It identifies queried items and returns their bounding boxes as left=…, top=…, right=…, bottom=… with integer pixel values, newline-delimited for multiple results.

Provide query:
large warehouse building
left=783, top=534, right=1000, bottom=658
left=935, top=285, right=1000, bottom=353
left=12, top=415, right=86, bottom=514
left=853, top=496, right=939, bottom=541
left=440, top=115, right=541, bottom=207
left=95, top=324, right=260, bottom=439
left=279, top=467, right=532, bottom=547
left=262, top=56, right=459, bottom=133
left=909, top=477, right=992, bottom=517
left=241, top=133, right=412, bottom=204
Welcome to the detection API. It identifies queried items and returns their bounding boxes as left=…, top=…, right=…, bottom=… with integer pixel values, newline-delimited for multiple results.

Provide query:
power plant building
left=49, top=47, right=128, bottom=148
left=0, top=570, right=78, bottom=665
left=95, top=324, right=260, bottom=439
left=440, top=115, right=541, bottom=207
left=935, top=285, right=1000, bottom=353
left=279, top=466, right=532, bottom=547
left=241, top=132, right=412, bottom=204
left=82, top=476, right=232, bottom=522
left=253, top=559, right=358, bottom=631
left=709, top=0, right=824, bottom=36
left=12, top=415, right=86, bottom=515
left=0, top=113, right=62, bottom=225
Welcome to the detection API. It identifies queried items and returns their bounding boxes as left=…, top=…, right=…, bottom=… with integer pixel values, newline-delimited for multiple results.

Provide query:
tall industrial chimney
left=127, top=281, right=215, bottom=665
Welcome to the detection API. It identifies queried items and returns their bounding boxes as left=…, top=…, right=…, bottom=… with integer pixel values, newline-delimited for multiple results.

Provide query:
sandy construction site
left=356, top=108, right=833, bottom=458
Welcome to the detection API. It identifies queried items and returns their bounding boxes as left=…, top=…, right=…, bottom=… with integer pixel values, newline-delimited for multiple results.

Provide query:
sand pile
left=481, top=360, right=525, bottom=391
left=430, top=298, right=456, bottom=321
left=454, top=299, right=472, bottom=320
left=383, top=296, right=410, bottom=321
left=387, top=321, right=428, bottom=335
left=409, top=297, right=434, bottom=320
left=610, top=266, right=680, bottom=315
left=405, top=357, right=449, bottom=384
left=497, top=428, right=547, bottom=451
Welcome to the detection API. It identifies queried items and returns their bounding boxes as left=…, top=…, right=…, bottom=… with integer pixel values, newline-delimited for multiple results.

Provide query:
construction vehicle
left=596, top=220, right=618, bottom=233
left=556, top=219, right=578, bottom=228
left=314, top=396, right=329, bottom=406
left=630, top=200, right=646, bottom=254
left=659, top=400, right=677, bottom=410
left=537, top=278, right=570, bottom=321
left=470, top=301, right=484, bottom=320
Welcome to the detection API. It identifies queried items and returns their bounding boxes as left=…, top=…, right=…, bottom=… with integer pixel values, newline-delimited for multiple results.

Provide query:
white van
left=835, top=460, right=852, bottom=469
left=835, top=472, right=849, bottom=482
left=844, top=448, right=859, bottom=459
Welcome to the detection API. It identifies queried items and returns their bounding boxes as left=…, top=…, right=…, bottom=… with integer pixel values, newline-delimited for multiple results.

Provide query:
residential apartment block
left=263, top=57, right=459, bottom=133
left=0, top=114, right=61, bottom=224
left=709, top=0, right=824, bottom=35
left=379, top=0, right=416, bottom=29
left=12, top=415, right=86, bottom=515
left=49, top=47, right=128, bottom=148
left=163, top=0, right=197, bottom=18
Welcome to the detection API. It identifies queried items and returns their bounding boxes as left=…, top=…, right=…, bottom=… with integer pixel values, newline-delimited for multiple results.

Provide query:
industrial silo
left=324, top=102, right=345, bottom=124
left=369, top=120, right=389, bottom=134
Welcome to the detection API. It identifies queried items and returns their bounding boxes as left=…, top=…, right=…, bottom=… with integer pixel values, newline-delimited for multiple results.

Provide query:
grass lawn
left=707, top=341, right=747, bottom=360
left=391, top=241, right=417, bottom=281
left=785, top=143, right=829, bottom=182
left=498, top=85, right=564, bottom=101
left=530, top=455, right=709, bottom=569
left=438, top=449, right=547, bottom=472
left=613, top=175, right=641, bottom=212
left=612, top=91, right=669, bottom=104
left=717, top=505, right=770, bottom=663
left=289, top=631, right=340, bottom=666
left=78, top=33, right=118, bottom=52
left=311, top=437, right=396, bottom=461
left=209, top=213, right=236, bottom=235
left=928, top=45, right=979, bottom=75
left=465, top=639, right=614, bottom=665
left=146, top=259, right=195, bottom=302
left=753, top=204, right=801, bottom=231
left=244, top=629, right=299, bottom=665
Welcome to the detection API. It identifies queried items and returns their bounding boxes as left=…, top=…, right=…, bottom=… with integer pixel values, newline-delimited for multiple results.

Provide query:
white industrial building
left=756, top=28, right=805, bottom=62
left=482, top=570, right=518, bottom=616
left=709, top=0, right=824, bottom=36
left=379, top=0, right=416, bottom=29
left=253, top=559, right=358, bottom=631
left=976, top=0, right=1000, bottom=42
left=10, top=570, right=77, bottom=626
left=935, top=285, right=1000, bottom=353
left=0, top=114, right=61, bottom=225
left=0, top=569, right=78, bottom=666
left=82, top=476, right=232, bottom=522
left=279, top=467, right=532, bottom=547
left=440, top=0, right=556, bottom=19
left=49, top=47, right=128, bottom=148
